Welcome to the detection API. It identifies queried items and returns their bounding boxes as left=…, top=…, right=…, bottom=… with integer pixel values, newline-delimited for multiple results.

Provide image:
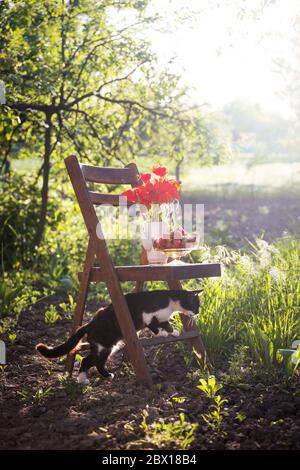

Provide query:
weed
left=57, top=374, right=92, bottom=397
left=0, top=365, right=7, bottom=375
left=236, top=413, right=247, bottom=423
left=197, top=376, right=228, bottom=433
left=59, top=294, right=76, bottom=320
left=44, top=305, right=61, bottom=325
left=18, top=386, right=53, bottom=404
left=8, top=333, right=16, bottom=343
left=140, top=409, right=197, bottom=450
left=222, top=345, right=253, bottom=385
left=197, top=375, right=223, bottom=399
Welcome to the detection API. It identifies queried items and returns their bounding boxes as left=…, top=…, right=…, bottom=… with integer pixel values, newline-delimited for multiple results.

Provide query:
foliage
left=222, top=100, right=292, bottom=161
left=0, top=365, right=8, bottom=375
left=18, top=386, right=53, bottom=404
left=223, top=345, right=253, bottom=385
left=197, top=375, right=223, bottom=399
left=8, top=332, right=16, bottom=343
left=0, top=0, right=214, bottom=244
left=190, top=238, right=300, bottom=375
left=0, top=270, right=40, bottom=332
left=197, top=376, right=228, bottom=433
left=59, top=294, right=76, bottom=320
left=57, top=373, right=92, bottom=397
left=44, top=305, right=61, bottom=325
left=140, top=409, right=197, bottom=450
left=0, top=173, right=59, bottom=270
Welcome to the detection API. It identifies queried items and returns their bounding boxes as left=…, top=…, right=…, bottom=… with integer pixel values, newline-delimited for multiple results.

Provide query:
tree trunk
left=175, top=158, right=183, bottom=181
left=34, top=112, right=52, bottom=247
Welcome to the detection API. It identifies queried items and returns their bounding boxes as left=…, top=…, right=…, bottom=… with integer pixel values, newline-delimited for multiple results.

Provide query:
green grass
left=182, top=162, right=300, bottom=199
left=188, top=238, right=300, bottom=377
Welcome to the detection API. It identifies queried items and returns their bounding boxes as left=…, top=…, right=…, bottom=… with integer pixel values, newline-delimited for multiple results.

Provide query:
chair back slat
left=81, top=163, right=140, bottom=185
left=88, top=191, right=134, bottom=206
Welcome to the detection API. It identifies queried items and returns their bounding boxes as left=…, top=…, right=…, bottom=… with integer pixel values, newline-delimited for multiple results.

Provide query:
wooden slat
left=78, top=331, right=199, bottom=350
left=65, top=239, right=95, bottom=374
left=168, top=279, right=212, bottom=370
left=139, top=330, right=199, bottom=347
left=78, top=263, right=222, bottom=282
left=89, top=191, right=134, bottom=206
left=81, top=163, right=139, bottom=185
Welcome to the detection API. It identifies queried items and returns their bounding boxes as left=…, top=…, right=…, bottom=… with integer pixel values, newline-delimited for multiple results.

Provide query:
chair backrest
left=81, top=161, right=140, bottom=206
left=64, top=155, right=139, bottom=256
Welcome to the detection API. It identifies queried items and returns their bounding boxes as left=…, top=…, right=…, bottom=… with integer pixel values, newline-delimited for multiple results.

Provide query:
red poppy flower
left=121, top=189, right=136, bottom=203
left=140, top=173, right=151, bottom=183
left=122, top=165, right=180, bottom=207
left=136, top=184, right=153, bottom=207
left=152, top=165, right=167, bottom=177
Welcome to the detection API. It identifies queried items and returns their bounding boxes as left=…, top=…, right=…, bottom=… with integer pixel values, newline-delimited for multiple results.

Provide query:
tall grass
left=192, top=238, right=300, bottom=372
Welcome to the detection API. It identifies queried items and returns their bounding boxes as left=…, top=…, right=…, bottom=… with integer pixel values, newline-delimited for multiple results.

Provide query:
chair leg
left=134, top=247, right=148, bottom=293
left=65, top=242, right=94, bottom=375
left=65, top=286, right=90, bottom=375
left=168, top=280, right=212, bottom=370
left=108, top=289, right=152, bottom=388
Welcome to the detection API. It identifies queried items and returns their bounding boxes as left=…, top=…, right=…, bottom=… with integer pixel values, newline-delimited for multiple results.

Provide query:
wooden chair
left=64, top=155, right=221, bottom=387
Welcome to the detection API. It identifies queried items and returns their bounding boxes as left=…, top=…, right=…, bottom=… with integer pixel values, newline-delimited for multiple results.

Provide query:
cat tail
left=36, top=323, right=90, bottom=359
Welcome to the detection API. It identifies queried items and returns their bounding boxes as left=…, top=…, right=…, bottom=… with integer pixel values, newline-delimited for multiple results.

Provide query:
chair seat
left=78, top=263, right=222, bottom=282
left=139, top=330, right=199, bottom=347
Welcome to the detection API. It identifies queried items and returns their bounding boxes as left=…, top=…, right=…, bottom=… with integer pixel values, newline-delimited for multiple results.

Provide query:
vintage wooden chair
left=64, top=155, right=222, bottom=387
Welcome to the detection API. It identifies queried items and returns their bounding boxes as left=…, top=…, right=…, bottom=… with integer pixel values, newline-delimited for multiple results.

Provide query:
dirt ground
left=0, top=292, right=300, bottom=451
left=186, top=196, right=300, bottom=247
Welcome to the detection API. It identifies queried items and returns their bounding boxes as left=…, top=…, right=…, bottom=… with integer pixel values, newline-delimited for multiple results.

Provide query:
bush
left=0, top=174, right=61, bottom=270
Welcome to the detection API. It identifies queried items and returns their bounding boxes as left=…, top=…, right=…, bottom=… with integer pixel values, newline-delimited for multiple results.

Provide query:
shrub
left=0, top=174, right=61, bottom=270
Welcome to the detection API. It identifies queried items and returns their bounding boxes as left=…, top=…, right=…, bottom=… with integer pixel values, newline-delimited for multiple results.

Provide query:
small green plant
left=202, top=395, right=228, bottom=432
left=18, top=386, right=53, bottom=404
left=140, top=409, right=197, bottom=450
left=236, top=413, right=247, bottom=423
left=33, top=387, right=53, bottom=402
left=0, top=282, right=22, bottom=318
left=223, top=345, right=253, bottom=384
left=0, top=364, right=7, bottom=375
left=169, top=396, right=187, bottom=405
left=9, top=333, right=16, bottom=343
left=197, top=376, right=228, bottom=433
left=59, top=294, right=76, bottom=320
left=57, top=373, right=92, bottom=397
left=197, top=375, right=223, bottom=399
left=44, top=305, right=61, bottom=325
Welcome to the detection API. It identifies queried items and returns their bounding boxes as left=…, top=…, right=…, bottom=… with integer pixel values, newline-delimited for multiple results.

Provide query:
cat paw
left=100, top=370, right=115, bottom=379
left=156, top=329, right=169, bottom=337
left=77, top=372, right=90, bottom=385
left=182, top=310, right=194, bottom=317
left=171, top=329, right=180, bottom=337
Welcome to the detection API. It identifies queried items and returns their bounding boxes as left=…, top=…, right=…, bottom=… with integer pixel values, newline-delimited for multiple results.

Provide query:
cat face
left=180, top=290, right=202, bottom=315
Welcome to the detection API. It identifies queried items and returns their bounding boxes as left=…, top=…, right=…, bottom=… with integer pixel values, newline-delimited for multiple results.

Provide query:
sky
left=146, top=0, right=299, bottom=117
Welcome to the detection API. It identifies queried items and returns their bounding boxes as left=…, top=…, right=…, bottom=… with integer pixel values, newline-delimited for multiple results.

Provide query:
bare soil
left=184, top=195, right=300, bottom=247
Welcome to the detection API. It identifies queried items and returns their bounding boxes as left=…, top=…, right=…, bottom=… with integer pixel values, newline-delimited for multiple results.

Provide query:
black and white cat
left=36, top=290, right=202, bottom=384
